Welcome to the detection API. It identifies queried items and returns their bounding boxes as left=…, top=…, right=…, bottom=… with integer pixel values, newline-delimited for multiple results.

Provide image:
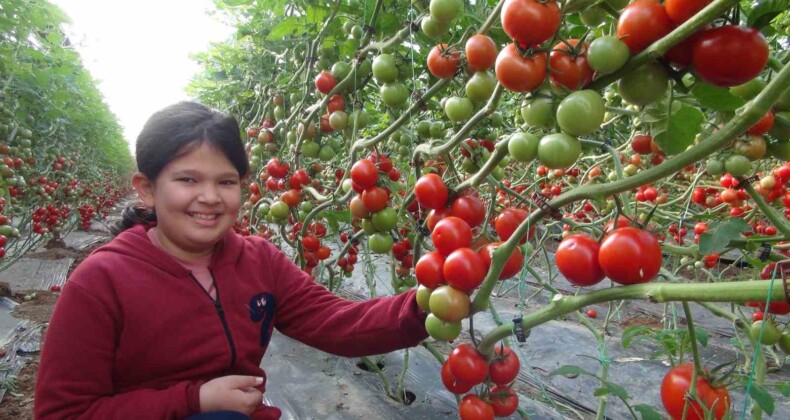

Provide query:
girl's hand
left=199, top=375, right=264, bottom=414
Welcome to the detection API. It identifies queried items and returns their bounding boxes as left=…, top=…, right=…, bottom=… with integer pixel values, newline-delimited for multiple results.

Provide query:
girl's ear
left=131, top=172, right=156, bottom=209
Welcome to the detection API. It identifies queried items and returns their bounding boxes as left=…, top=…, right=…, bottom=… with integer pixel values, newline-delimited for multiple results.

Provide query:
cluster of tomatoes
left=336, top=231, right=361, bottom=278
left=30, top=204, right=69, bottom=235
left=442, top=343, right=521, bottom=419
left=347, top=155, right=399, bottom=254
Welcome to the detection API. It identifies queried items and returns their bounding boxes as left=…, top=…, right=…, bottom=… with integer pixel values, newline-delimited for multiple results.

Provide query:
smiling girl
left=34, top=102, right=428, bottom=420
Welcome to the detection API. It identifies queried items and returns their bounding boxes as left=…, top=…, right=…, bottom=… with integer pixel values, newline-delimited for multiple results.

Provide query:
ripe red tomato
left=451, top=195, right=486, bottom=228
left=489, top=385, right=519, bottom=417
left=692, top=25, right=769, bottom=87
left=664, top=0, right=711, bottom=24
left=459, top=395, right=495, bottom=420
left=432, top=216, right=473, bottom=255
left=415, top=173, right=449, bottom=210
left=427, top=43, right=461, bottom=79
left=350, top=159, right=378, bottom=188
left=426, top=207, right=452, bottom=232
left=587, top=309, right=598, bottom=318
left=488, top=345, right=520, bottom=385
left=361, top=186, right=389, bottom=213
left=314, top=70, right=337, bottom=94
left=748, top=263, right=790, bottom=315
left=415, top=251, right=446, bottom=288
left=598, top=227, right=663, bottom=285
left=501, top=0, right=560, bottom=47
left=555, top=234, right=606, bottom=286
left=441, top=360, right=474, bottom=394
left=465, top=35, right=498, bottom=71
left=631, top=134, right=654, bottom=155
left=444, top=247, right=487, bottom=292
left=281, top=189, right=302, bottom=207
left=327, top=94, right=345, bottom=113
left=661, top=363, right=731, bottom=420
left=549, top=39, right=593, bottom=90
left=479, top=242, right=524, bottom=280
left=495, top=44, right=547, bottom=93
left=616, top=0, right=673, bottom=53
left=748, top=111, right=774, bottom=135
left=494, top=208, right=534, bottom=244
left=448, top=343, right=488, bottom=385
left=302, top=235, right=320, bottom=252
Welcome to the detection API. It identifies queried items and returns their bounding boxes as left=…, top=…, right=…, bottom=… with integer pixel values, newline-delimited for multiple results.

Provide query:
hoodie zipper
left=189, top=270, right=237, bottom=372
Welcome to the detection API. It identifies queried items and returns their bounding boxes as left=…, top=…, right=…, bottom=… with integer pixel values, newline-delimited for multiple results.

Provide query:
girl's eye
left=220, top=180, right=238, bottom=185
left=177, top=178, right=196, bottom=183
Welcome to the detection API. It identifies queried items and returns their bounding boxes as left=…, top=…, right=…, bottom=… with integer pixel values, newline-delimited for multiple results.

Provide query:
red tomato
left=327, top=94, right=345, bottom=113
left=661, top=363, right=731, bottom=420
left=692, top=25, right=769, bottom=87
left=302, top=235, right=320, bottom=252
left=451, top=195, right=486, bottom=228
left=427, top=43, right=461, bottom=79
left=603, top=215, right=631, bottom=235
left=598, top=227, right=663, bottom=285
left=489, top=385, right=519, bottom=417
left=495, top=44, right=547, bottom=93
left=444, top=247, right=487, bottom=293
left=350, top=159, right=379, bottom=188
left=501, top=0, right=560, bottom=47
left=664, top=31, right=699, bottom=68
left=441, top=360, right=474, bottom=394
left=459, top=395, right=495, bottom=420
left=488, top=346, right=520, bottom=385
left=631, top=134, right=654, bottom=155
left=465, top=35, right=498, bottom=71
left=555, top=234, right=606, bottom=286
left=747, top=263, right=790, bottom=315
left=426, top=207, right=452, bottom=232
left=415, top=173, right=449, bottom=210
left=281, top=189, right=302, bottom=207
left=361, top=186, right=388, bottom=212
left=748, top=111, right=774, bottom=135
left=479, top=242, right=524, bottom=280
left=587, top=309, right=598, bottom=318
left=549, top=39, right=593, bottom=90
left=314, top=70, right=337, bottom=94
left=616, top=0, right=673, bottom=53
left=448, top=343, right=488, bottom=385
left=665, top=0, right=711, bottom=24
left=432, top=216, right=473, bottom=255
left=415, top=251, right=446, bottom=288
left=494, top=208, right=534, bottom=244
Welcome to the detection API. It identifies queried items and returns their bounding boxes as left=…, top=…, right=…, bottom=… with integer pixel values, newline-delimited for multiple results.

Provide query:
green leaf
left=622, top=326, right=655, bottom=349
left=747, top=0, right=790, bottom=29
left=775, top=382, right=790, bottom=396
left=593, top=387, right=610, bottom=396
left=634, top=404, right=664, bottom=420
left=699, top=218, right=750, bottom=255
left=691, top=83, right=746, bottom=111
left=694, top=327, right=708, bottom=347
left=549, top=365, right=590, bottom=377
left=602, top=380, right=630, bottom=400
left=652, top=106, right=705, bottom=155
left=267, top=17, right=303, bottom=40
left=749, top=384, right=775, bottom=415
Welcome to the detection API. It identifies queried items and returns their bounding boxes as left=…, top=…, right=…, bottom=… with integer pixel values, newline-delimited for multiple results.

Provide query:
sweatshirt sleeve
left=265, top=242, right=428, bottom=357
left=34, top=278, right=204, bottom=420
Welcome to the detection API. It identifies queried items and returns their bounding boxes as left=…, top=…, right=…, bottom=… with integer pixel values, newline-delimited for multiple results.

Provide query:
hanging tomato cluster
left=348, top=154, right=400, bottom=254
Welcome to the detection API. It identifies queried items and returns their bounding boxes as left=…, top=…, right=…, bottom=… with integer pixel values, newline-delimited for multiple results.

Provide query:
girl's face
left=134, top=141, right=242, bottom=261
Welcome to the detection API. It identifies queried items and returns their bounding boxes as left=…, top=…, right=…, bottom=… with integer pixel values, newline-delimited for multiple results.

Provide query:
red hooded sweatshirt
left=34, top=224, right=428, bottom=419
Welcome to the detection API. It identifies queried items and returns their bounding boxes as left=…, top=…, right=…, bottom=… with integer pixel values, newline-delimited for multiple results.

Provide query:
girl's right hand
left=199, top=375, right=264, bottom=415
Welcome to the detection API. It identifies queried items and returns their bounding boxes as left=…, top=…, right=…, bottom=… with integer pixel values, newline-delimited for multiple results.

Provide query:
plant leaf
left=634, top=404, right=664, bottom=420
left=691, top=83, right=746, bottom=111
left=749, top=384, right=775, bottom=415
left=699, top=218, right=750, bottom=255
left=622, top=326, right=654, bottom=349
left=747, top=0, right=790, bottom=29
left=694, top=327, right=708, bottom=347
left=602, top=380, right=630, bottom=400
left=593, top=387, right=610, bottom=396
left=549, top=365, right=590, bottom=378
left=652, top=106, right=705, bottom=155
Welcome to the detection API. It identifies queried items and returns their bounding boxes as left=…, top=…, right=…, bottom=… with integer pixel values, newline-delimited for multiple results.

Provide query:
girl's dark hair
left=113, top=101, right=249, bottom=235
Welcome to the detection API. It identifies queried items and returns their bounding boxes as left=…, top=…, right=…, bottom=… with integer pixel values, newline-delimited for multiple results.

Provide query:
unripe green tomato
left=301, top=140, right=320, bottom=158
left=680, top=257, right=690, bottom=265
left=430, top=122, right=444, bottom=138
left=779, top=331, right=790, bottom=354
left=429, top=285, right=470, bottom=322
left=444, top=96, right=474, bottom=123
left=399, top=145, right=410, bottom=157
left=342, top=178, right=353, bottom=192
left=466, top=71, right=497, bottom=104
left=537, top=133, right=581, bottom=169
left=424, top=313, right=462, bottom=341
left=705, top=158, right=725, bottom=175
left=694, top=261, right=704, bottom=269
left=607, top=171, right=618, bottom=182
left=521, top=97, right=554, bottom=129
left=287, top=130, right=297, bottom=143
left=461, top=157, right=477, bottom=173
left=298, top=210, right=308, bottom=220
left=556, top=90, right=605, bottom=136
left=430, top=0, right=461, bottom=22
left=416, top=285, right=433, bottom=312
left=368, top=232, right=394, bottom=253
left=318, top=145, right=334, bottom=162
left=331, top=61, right=351, bottom=81
left=729, top=78, right=767, bottom=100
left=587, top=36, right=630, bottom=75
left=623, top=164, right=638, bottom=176
left=361, top=218, right=377, bottom=234
left=350, top=25, right=363, bottom=39
left=421, top=15, right=450, bottom=39
left=618, top=63, right=669, bottom=107
left=490, top=111, right=504, bottom=127
left=498, top=156, right=511, bottom=168
left=256, top=203, right=271, bottom=218
left=372, top=54, right=398, bottom=83
left=751, top=320, right=781, bottom=345
left=381, top=82, right=409, bottom=107
left=724, top=154, right=751, bottom=177
left=416, top=121, right=431, bottom=137
left=372, top=207, right=398, bottom=232
left=508, top=132, right=540, bottom=162
left=349, top=109, right=369, bottom=130
left=299, top=201, right=314, bottom=213
left=492, top=166, right=505, bottom=180
left=270, top=201, right=290, bottom=219
left=580, top=6, right=607, bottom=26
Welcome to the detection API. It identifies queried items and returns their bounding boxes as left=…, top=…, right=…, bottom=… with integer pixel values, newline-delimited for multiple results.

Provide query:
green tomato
left=751, top=320, right=781, bottom=345
left=342, top=178, right=353, bottom=192
left=273, top=105, right=285, bottom=120
left=361, top=218, right=377, bottom=234
left=508, top=132, right=539, bottom=162
left=428, top=285, right=470, bottom=322
left=380, top=82, right=409, bottom=107
left=430, top=0, right=461, bottom=22
left=618, top=63, right=669, bottom=107
left=461, top=157, right=477, bottom=173
left=371, top=207, right=398, bottom=232
left=349, top=109, right=369, bottom=130
left=587, top=36, right=630, bottom=75
left=430, top=122, right=444, bottom=138
left=705, top=158, right=725, bottom=175
left=729, top=78, right=766, bottom=100
left=623, top=163, right=638, bottom=176
left=416, top=121, right=431, bottom=137
left=724, top=154, right=751, bottom=177
left=368, top=232, right=394, bottom=254
left=521, top=97, right=554, bottom=129
left=444, top=96, right=474, bottom=123
left=270, top=201, right=290, bottom=219
left=398, top=145, right=410, bottom=157
left=491, top=166, right=505, bottom=180
left=556, top=90, right=605, bottom=136
left=331, top=61, right=351, bottom=81
left=318, top=145, right=334, bottom=162
left=300, top=140, right=320, bottom=159
left=424, top=313, right=462, bottom=341
left=350, top=25, right=363, bottom=39
left=421, top=15, right=449, bottom=39
left=769, top=112, right=790, bottom=141
left=416, top=285, right=433, bottom=313
left=465, top=71, right=497, bottom=104
left=329, top=111, right=348, bottom=130
left=490, top=111, right=504, bottom=127
left=372, top=54, right=398, bottom=83
left=580, top=6, right=607, bottom=26
left=299, top=201, right=313, bottom=213
left=779, top=331, right=790, bottom=354
left=768, top=140, right=790, bottom=160
left=538, top=133, right=581, bottom=169
left=256, top=203, right=271, bottom=218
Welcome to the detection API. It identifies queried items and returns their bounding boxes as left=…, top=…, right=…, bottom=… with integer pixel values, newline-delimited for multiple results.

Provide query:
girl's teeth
left=191, top=213, right=217, bottom=220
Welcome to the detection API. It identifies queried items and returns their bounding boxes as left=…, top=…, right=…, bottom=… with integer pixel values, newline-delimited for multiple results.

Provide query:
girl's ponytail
left=111, top=204, right=156, bottom=235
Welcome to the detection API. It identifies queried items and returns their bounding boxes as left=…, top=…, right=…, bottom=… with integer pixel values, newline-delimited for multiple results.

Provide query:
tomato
left=537, top=133, right=581, bottom=169
left=350, top=195, right=370, bottom=218
left=465, top=71, right=497, bottom=104
left=748, top=111, right=774, bottom=135
left=587, top=309, right=598, bottom=318
left=432, top=216, right=473, bottom=255
left=751, top=320, right=781, bottom=345
left=495, top=44, right=547, bottom=93
left=430, top=0, right=461, bottom=22
left=520, top=97, right=554, bottom=129
left=631, top=134, right=653, bottom=155
left=451, top=195, right=486, bottom=228
left=416, top=251, right=446, bottom=288
left=416, top=285, right=432, bottom=312
left=616, top=0, right=672, bottom=53
left=368, top=233, right=393, bottom=254
left=489, top=386, right=519, bottom=417
left=361, top=186, right=388, bottom=212
left=372, top=54, right=398, bottom=83
left=580, top=6, right=607, bottom=26
left=665, top=0, right=711, bottom=24
left=380, top=82, right=409, bottom=107
left=501, top=0, right=560, bottom=47
left=508, top=132, right=539, bottom=162
left=371, top=207, right=398, bottom=232
left=441, top=360, right=474, bottom=394
left=556, top=234, right=606, bottom=286
left=415, top=173, right=449, bottom=210
left=494, top=208, right=533, bottom=244
left=327, top=94, right=345, bottom=113
left=429, top=285, right=470, bottom=322
left=664, top=30, right=700, bottom=68
left=598, top=227, right=662, bottom=285
left=556, top=90, right=604, bottom=136
left=466, top=35, right=498, bottom=71
left=444, top=96, right=474, bottom=122
left=747, top=262, right=790, bottom=315
left=661, top=363, right=731, bottom=420
left=426, top=207, right=452, bottom=232
left=449, top=344, right=488, bottom=384
left=780, top=332, right=790, bottom=355
left=692, top=26, right=769, bottom=88
left=427, top=43, right=461, bottom=79
left=425, top=313, right=462, bottom=341
left=351, top=159, right=379, bottom=188
left=734, top=135, right=766, bottom=161
left=549, top=39, right=594, bottom=90
left=479, top=242, right=524, bottom=280
left=723, top=154, right=751, bottom=177
left=270, top=201, right=290, bottom=219
left=444, top=247, right=487, bottom=292
left=730, top=78, right=767, bottom=100
left=489, top=345, right=520, bottom=385
left=618, top=63, right=669, bottom=106
left=421, top=15, right=449, bottom=39
left=460, top=395, right=495, bottom=420
left=314, top=70, right=337, bottom=94
left=586, top=35, right=630, bottom=75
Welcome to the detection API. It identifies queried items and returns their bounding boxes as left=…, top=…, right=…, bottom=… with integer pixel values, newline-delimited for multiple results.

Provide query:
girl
left=34, top=101, right=428, bottom=420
